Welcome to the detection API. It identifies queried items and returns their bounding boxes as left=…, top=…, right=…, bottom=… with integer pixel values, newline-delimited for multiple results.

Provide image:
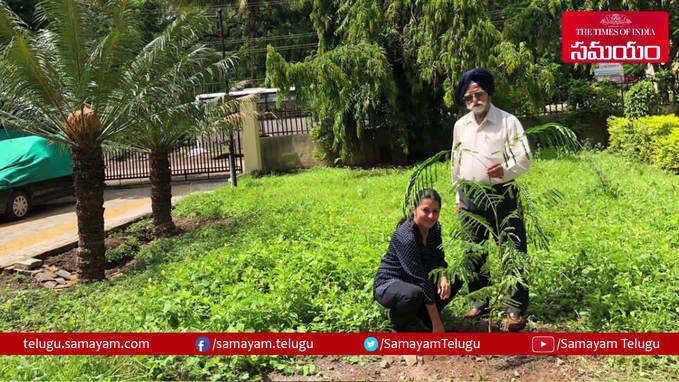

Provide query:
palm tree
left=0, top=0, right=230, bottom=279
left=112, top=66, right=257, bottom=237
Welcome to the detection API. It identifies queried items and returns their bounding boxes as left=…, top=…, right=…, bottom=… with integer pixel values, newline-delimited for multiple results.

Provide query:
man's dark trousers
left=459, top=181, right=528, bottom=315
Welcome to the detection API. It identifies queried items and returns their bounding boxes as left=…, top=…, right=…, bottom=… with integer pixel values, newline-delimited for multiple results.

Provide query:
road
left=0, top=179, right=227, bottom=268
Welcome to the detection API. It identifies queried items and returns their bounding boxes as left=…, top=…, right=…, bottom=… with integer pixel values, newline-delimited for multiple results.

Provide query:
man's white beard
left=467, top=101, right=488, bottom=115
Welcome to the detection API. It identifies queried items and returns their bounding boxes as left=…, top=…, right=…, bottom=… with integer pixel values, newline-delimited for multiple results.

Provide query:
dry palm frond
left=203, top=93, right=259, bottom=135
left=211, top=111, right=246, bottom=128
left=64, top=106, right=102, bottom=139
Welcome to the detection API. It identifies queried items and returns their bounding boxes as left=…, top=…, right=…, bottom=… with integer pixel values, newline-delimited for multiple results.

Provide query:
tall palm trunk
left=71, top=145, right=106, bottom=280
left=149, top=147, right=175, bottom=237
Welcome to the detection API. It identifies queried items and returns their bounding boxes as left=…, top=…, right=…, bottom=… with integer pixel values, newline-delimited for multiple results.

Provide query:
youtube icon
left=532, top=336, right=555, bottom=353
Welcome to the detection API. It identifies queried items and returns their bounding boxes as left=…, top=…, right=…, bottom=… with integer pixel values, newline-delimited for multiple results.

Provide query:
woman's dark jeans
left=374, top=279, right=462, bottom=332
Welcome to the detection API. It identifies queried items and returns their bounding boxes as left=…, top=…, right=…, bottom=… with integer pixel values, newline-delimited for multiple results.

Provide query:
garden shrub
left=555, top=110, right=609, bottom=145
left=608, top=114, right=679, bottom=172
left=105, top=241, right=138, bottom=267
left=624, top=80, right=661, bottom=119
left=654, top=69, right=677, bottom=104
left=558, top=79, right=623, bottom=145
left=607, top=116, right=633, bottom=155
left=566, top=79, right=622, bottom=115
left=310, top=121, right=339, bottom=164
left=654, top=127, right=679, bottom=173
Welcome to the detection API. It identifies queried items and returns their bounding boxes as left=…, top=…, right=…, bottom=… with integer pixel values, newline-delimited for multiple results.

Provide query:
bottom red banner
left=2, top=333, right=676, bottom=355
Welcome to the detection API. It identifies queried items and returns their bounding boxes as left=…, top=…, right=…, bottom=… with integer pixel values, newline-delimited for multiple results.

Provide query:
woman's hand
left=426, top=304, right=446, bottom=333
left=438, top=275, right=451, bottom=300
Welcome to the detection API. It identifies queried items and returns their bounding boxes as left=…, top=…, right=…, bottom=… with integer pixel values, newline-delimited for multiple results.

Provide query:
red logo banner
left=562, top=11, right=669, bottom=63
left=2, top=333, right=679, bottom=356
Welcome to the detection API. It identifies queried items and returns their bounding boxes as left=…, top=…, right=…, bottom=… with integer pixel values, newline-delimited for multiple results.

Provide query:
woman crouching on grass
left=373, top=189, right=463, bottom=332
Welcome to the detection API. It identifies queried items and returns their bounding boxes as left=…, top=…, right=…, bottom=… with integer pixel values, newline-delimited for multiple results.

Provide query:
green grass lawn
left=1, top=149, right=679, bottom=379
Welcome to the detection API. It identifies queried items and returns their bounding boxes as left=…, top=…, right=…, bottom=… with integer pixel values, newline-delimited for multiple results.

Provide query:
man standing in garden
left=451, top=67, right=531, bottom=332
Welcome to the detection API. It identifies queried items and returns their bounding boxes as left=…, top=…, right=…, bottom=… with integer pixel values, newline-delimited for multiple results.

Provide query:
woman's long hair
left=397, top=188, right=442, bottom=228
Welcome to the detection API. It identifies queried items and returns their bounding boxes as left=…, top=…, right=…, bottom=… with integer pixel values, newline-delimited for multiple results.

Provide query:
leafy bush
left=309, top=121, right=338, bottom=163
left=608, top=114, right=679, bottom=172
left=653, top=127, right=679, bottom=172
left=654, top=69, right=677, bottom=104
left=608, top=116, right=640, bottom=158
left=624, top=80, right=661, bottom=119
left=566, top=79, right=622, bottom=115
left=105, top=240, right=138, bottom=267
left=556, top=79, right=623, bottom=145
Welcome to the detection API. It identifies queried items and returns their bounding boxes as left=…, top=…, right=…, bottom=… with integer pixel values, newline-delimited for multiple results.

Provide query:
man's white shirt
left=451, top=103, right=531, bottom=204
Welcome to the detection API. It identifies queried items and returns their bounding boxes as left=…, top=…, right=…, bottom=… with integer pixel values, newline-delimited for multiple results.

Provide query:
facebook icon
left=195, top=336, right=211, bottom=352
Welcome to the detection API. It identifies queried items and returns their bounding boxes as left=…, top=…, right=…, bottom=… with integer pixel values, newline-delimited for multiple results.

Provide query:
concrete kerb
left=1, top=176, right=236, bottom=271
left=4, top=211, right=152, bottom=265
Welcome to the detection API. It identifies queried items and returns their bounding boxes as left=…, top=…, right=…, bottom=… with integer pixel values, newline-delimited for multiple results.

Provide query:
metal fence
left=257, top=98, right=315, bottom=136
left=514, top=103, right=568, bottom=120
left=104, top=131, right=243, bottom=182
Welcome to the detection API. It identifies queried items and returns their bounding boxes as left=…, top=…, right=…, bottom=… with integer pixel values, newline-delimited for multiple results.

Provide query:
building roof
left=195, top=87, right=295, bottom=102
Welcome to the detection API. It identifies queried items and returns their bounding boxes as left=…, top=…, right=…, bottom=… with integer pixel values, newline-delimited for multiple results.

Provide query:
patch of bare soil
left=265, top=354, right=621, bottom=381
left=173, top=216, right=224, bottom=233
left=0, top=269, right=41, bottom=290
left=0, top=216, right=227, bottom=291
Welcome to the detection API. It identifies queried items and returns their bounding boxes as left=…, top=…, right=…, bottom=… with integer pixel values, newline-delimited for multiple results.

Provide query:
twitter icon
left=364, top=337, right=378, bottom=352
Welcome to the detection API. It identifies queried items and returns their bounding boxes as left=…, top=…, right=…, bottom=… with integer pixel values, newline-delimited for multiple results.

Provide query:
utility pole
left=218, top=8, right=238, bottom=187
left=248, top=0, right=259, bottom=82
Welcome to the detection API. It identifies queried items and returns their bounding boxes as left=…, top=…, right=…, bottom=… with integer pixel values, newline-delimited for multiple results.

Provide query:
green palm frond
left=514, top=183, right=551, bottom=251
left=3, top=33, right=62, bottom=111
left=0, top=0, right=235, bottom=150
left=98, top=11, right=214, bottom=127
left=524, top=122, right=581, bottom=153
left=0, top=34, right=72, bottom=142
left=102, top=11, right=235, bottom=148
left=120, top=100, right=205, bottom=152
left=34, top=0, right=93, bottom=100
left=0, top=1, right=26, bottom=43
left=0, top=0, right=133, bottom=146
left=112, top=71, right=240, bottom=153
left=402, top=149, right=450, bottom=217
left=126, top=10, right=209, bottom=78
left=89, top=0, right=142, bottom=113
left=108, top=37, right=245, bottom=154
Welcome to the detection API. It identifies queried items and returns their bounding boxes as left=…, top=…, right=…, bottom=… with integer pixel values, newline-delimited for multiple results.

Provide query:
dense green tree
left=230, top=0, right=316, bottom=85
left=266, top=0, right=677, bottom=162
left=266, top=0, right=555, bottom=163
left=131, top=0, right=172, bottom=43
left=266, top=43, right=398, bottom=162
left=184, top=0, right=316, bottom=86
